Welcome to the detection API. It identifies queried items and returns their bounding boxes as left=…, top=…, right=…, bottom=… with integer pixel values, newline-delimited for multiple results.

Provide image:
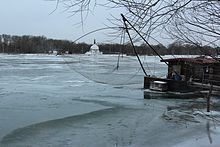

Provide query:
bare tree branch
left=52, top=0, right=220, bottom=47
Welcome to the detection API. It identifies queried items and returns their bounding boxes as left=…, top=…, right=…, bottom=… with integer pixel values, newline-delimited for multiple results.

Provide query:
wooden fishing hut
left=162, top=56, right=220, bottom=86
left=144, top=56, right=220, bottom=93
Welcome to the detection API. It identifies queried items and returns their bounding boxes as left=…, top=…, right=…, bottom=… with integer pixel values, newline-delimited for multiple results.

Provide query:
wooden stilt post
left=207, top=93, right=210, bottom=112
left=207, top=83, right=213, bottom=112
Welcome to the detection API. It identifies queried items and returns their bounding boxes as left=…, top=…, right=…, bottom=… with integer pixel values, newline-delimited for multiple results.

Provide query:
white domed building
left=85, top=39, right=102, bottom=55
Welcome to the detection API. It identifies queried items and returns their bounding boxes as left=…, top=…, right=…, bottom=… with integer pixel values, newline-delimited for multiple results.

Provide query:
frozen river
left=0, top=54, right=220, bottom=147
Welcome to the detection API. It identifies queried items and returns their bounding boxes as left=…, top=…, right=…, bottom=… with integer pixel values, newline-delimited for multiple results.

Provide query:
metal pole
left=121, top=14, right=168, bottom=66
left=121, top=14, right=148, bottom=76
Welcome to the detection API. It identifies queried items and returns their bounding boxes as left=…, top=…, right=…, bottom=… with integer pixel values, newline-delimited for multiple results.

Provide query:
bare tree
left=52, top=0, right=220, bottom=48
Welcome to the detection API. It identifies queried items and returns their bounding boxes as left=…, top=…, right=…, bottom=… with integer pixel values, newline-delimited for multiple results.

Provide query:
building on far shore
left=85, top=39, right=102, bottom=55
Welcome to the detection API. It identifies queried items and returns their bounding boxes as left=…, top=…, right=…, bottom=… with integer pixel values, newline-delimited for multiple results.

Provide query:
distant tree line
left=0, top=34, right=89, bottom=54
left=0, top=34, right=219, bottom=56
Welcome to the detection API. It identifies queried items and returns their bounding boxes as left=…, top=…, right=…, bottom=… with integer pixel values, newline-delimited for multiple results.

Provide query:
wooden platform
left=144, top=76, right=220, bottom=98
left=190, top=82, right=220, bottom=97
left=144, top=76, right=191, bottom=92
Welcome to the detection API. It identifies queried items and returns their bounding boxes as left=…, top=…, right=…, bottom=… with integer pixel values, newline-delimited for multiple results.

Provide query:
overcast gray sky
left=0, top=0, right=120, bottom=44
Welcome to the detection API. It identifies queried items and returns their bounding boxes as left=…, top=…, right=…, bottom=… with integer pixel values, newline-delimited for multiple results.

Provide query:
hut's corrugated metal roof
left=161, top=57, right=220, bottom=64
